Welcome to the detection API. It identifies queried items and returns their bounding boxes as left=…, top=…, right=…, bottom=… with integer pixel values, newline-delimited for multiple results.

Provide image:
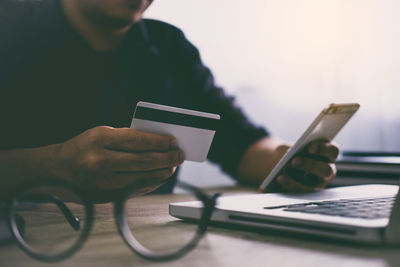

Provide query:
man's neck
left=61, top=0, right=133, bottom=52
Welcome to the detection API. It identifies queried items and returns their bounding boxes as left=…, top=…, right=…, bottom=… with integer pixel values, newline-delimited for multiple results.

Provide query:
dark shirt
left=0, top=0, right=269, bottom=192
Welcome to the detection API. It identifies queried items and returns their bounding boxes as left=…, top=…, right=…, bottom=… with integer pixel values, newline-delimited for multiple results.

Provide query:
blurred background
left=145, top=0, right=400, bottom=188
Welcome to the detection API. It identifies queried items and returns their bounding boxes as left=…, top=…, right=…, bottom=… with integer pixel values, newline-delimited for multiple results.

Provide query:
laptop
left=169, top=184, right=400, bottom=244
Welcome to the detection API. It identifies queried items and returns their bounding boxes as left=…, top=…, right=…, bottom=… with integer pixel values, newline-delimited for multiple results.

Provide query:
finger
left=97, top=168, right=175, bottom=190
left=104, top=149, right=185, bottom=172
left=307, top=141, right=339, bottom=162
left=276, top=174, right=316, bottom=192
left=291, top=157, right=336, bottom=182
left=102, top=127, right=179, bottom=152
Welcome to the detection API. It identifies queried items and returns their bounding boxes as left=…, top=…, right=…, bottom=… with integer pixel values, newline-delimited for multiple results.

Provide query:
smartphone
left=259, top=103, right=360, bottom=191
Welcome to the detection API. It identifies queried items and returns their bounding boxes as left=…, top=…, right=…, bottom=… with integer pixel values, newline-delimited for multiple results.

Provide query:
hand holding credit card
left=130, top=102, right=220, bottom=162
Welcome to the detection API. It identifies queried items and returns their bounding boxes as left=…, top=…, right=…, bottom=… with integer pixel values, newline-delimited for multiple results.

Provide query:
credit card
left=130, top=101, right=220, bottom=162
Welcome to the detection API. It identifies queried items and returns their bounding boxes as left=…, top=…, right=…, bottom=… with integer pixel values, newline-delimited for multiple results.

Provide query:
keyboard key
left=274, top=196, right=395, bottom=220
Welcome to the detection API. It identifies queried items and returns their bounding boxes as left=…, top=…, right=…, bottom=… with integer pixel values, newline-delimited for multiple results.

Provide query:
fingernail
left=277, top=176, right=286, bottom=184
left=309, top=144, right=318, bottom=154
left=170, top=138, right=179, bottom=149
left=292, top=158, right=302, bottom=168
left=277, top=176, right=290, bottom=187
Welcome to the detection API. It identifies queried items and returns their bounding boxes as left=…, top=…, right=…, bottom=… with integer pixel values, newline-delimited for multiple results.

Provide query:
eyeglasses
left=4, top=179, right=220, bottom=262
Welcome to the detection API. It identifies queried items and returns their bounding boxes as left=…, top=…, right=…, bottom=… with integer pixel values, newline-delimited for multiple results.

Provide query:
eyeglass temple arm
left=176, top=181, right=221, bottom=228
left=18, top=194, right=80, bottom=231
left=177, top=181, right=221, bottom=203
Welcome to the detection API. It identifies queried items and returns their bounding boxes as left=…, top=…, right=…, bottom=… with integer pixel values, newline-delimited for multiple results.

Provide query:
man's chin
left=94, top=15, right=137, bottom=31
left=109, top=17, right=135, bottom=29
left=127, top=0, right=152, bottom=10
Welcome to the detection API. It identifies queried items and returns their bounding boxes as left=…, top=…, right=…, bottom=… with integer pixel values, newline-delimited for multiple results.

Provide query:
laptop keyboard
left=265, top=196, right=396, bottom=219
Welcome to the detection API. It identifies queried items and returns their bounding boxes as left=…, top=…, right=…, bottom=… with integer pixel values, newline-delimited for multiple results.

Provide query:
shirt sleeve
left=172, top=29, right=270, bottom=179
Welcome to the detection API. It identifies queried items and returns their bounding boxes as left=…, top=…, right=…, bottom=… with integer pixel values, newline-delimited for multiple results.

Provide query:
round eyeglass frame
left=6, top=179, right=220, bottom=262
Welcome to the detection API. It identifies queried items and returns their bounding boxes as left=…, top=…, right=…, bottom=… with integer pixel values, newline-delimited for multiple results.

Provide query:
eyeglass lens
left=122, top=185, right=205, bottom=256
left=10, top=185, right=88, bottom=258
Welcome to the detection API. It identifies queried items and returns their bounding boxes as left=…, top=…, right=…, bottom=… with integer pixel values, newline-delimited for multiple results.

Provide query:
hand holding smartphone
left=259, top=103, right=360, bottom=192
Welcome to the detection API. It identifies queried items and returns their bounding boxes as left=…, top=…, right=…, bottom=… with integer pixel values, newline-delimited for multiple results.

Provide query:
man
left=0, top=0, right=338, bottom=201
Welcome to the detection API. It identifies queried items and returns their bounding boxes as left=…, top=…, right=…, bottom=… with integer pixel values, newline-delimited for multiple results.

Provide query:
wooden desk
left=0, top=187, right=399, bottom=267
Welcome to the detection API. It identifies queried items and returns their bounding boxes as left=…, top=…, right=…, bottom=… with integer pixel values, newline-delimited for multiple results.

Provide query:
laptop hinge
left=384, top=186, right=400, bottom=244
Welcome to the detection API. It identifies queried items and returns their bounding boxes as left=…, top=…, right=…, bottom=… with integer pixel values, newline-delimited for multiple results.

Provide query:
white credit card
left=130, top=101, right=220, bottom=162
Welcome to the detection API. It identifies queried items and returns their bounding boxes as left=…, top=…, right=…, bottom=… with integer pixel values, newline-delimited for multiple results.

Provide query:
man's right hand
left=54, top=126, right=184, bottom=192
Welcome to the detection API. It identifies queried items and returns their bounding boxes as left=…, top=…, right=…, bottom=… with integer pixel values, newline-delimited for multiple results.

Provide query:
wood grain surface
left=0, top=187, right=399, bottom=267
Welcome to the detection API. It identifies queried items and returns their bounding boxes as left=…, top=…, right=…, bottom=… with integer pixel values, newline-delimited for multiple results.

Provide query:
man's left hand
left=276, top=141, right=339, bottom=192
